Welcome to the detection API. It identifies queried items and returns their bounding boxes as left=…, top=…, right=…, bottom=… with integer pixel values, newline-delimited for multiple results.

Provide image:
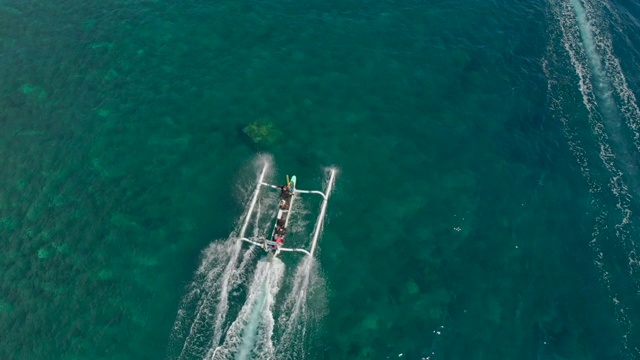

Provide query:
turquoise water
left=1, top=0, right=640, bottom=359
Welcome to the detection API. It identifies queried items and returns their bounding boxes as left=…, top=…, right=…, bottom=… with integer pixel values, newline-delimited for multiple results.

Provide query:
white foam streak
left=588, top=0, right=640, bottom=153
left=172, top=241, right=235, bottom=359
left=571, top=0, right=640, bottom=277
left=545, top=0, right=637, bottom=354
left=543, top=58, right=635, bottom=357
left=275, top=257, right=319, bottom=359
left=209, top=162, right=270, bottom=348
left=210, top=259, right=285, bottom=360
left=558, top=0, right=638, bottom=272
left=556, top=0, right=633, bottom=224
left=170, top=160, right=271, bottom=359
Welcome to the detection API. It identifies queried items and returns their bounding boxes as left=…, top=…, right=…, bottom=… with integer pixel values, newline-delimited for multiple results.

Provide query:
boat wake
left=275, top=256, right=325, bottom=360
left=169, top=239, right=254, bottom=360
left=209, top=258, right=285, bottom=360
left=168, top=158, right=270, bottom=360
left=168, top=160, right=333, bottom=360
left=545, top=0, right=640, bottom=356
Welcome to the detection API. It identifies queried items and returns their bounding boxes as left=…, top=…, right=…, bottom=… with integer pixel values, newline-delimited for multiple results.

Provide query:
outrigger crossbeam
left=237, top=162, right=336, bottom=257
left=238, top=237, right=312, bottom=256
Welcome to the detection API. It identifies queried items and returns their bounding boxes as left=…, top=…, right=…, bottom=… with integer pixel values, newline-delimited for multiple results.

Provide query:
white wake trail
left=543, top=51, right=637, bottom=359
left=584, top=0, right=640, bottom=155
left=274, top=169, right=334, bottom=359
left=209, top=162, right=270, bottom=349
left=557, top=0, right=636, bottom=257
left=545, top=1, right=638, bottom=355
left=568, top=0, right=640, bottom=280
left=568, top=0, right=638, bottom=179
left=210, top=258, right=285, bottom=360
left=275, top=256, right=324, bottom=360
left=171, top=240, right=241, bottom=359
left=169, top=159, right=271, bottom=359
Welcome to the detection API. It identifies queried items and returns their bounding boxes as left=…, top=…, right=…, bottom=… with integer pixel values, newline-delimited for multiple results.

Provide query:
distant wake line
left=551, top=0, right=640, bottom=271
left=568, top=0, right=640, bottom=193
left=546, top=0, right=640, bottom=356
left=571, top=0, right=640, bottom=180
left=564, top=0, right=640, bottom=270
left=574, top=0, right=640, bottom=274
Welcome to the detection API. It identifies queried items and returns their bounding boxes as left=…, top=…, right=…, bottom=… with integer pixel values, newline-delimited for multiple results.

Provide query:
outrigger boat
left=238, top=163, right=336, bottom=257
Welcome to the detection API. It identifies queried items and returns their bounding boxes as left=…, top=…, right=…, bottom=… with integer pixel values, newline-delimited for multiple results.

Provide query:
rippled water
left=1, top=0, right=640, bottom=359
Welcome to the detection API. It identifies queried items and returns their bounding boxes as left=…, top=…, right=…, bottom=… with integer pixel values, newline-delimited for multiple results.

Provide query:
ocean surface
left=2, top=0, right=640, bottom=359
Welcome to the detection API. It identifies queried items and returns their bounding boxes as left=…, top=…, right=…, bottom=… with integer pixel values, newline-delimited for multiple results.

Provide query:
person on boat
left=279, top=199, right=288, bottom=209
left=279, top=184, right=293, bottom=199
